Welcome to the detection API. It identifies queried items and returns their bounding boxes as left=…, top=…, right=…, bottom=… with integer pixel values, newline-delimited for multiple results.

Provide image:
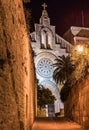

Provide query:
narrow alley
left=32, top=117, right=86, bottom=130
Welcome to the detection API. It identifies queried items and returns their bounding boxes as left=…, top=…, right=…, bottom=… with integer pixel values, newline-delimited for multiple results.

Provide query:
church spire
left=42, top=3, right=47, bottom=10
left=39, top=3, right=50, bottom=25
left=41, top=2, right=48, bottom=18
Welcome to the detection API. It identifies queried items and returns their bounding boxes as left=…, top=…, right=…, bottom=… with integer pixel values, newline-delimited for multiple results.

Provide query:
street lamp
left=76, top=42, right=89, bottom=55
left=76, top=45, right=83, bottom=53
left=75, top=41, right=89, bottom=74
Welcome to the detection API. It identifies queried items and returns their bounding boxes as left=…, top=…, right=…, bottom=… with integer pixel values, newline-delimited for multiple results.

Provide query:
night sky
left=28, top=0, right=89, bottom=36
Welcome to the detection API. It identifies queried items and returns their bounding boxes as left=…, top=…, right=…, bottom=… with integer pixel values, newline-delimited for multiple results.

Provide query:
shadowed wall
left=65, top=75, right=89, bottom=128
left=0, top=0, right=35, bottom=129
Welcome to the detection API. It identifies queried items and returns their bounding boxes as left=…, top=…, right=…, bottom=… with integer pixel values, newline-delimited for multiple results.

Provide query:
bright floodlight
left=77, top=45, right=83, bottom=53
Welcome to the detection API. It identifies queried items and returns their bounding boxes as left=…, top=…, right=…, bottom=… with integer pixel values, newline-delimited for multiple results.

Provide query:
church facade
left=30, top=3, right=72, bottom=115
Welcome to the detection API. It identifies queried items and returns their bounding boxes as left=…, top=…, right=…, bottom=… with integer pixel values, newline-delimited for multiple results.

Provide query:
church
left=30, top=3, right=72, bottom=116
left=30, top=2, right=89, bottom=116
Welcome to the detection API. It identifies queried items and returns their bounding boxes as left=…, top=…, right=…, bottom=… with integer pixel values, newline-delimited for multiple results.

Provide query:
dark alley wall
left=0, top=0, right=35, bottom=130
left=65, top=75, right=89, bottom=128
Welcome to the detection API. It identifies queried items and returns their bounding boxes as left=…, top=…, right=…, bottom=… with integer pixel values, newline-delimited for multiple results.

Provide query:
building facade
left=30, top=3, right=72, bottom=115
left=63, top=26, right=89, bottom=44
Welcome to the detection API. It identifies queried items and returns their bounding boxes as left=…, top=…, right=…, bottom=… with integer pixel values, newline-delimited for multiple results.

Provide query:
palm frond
left=53, top=55, right=74, bottom=84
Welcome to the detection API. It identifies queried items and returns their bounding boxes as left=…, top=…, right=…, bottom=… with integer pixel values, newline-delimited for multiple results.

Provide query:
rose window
left=36, top=58, right=53, bottom=77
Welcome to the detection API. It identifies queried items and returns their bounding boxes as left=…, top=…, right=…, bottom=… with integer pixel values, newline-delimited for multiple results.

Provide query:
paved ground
left=32, top=117, right=86, bottom=130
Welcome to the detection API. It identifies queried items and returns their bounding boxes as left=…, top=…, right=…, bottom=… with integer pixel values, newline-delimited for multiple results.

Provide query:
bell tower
left=40, top=3, right=50, bottom=26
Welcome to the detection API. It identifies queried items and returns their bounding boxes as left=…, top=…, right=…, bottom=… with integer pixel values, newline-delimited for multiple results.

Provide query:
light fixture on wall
left=76, top=45, right=83, bottom=53
left=75, top=41, right=89, bottom=55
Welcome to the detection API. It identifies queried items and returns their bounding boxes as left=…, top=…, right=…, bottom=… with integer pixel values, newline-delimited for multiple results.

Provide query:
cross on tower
left=42, top=3, right=47, bottom=10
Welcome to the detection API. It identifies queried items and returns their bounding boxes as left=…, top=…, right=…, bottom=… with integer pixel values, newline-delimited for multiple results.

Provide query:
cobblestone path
left=32, top=117, right=86, bottom=130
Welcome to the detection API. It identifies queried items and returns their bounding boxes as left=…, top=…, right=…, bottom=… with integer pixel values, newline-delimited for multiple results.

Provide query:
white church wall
left=30, top=2, right=73, bottom=116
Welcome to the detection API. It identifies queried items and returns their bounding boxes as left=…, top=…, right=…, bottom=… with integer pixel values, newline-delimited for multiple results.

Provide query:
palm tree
left=53, top=55, right=75, bottom=102
left=53, top=55, right=74, bottom=84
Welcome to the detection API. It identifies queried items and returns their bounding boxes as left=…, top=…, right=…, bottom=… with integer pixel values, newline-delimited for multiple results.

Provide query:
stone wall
left=0, top=0, right=35, bottom=130
left=65, top=75, right=89, bottom=128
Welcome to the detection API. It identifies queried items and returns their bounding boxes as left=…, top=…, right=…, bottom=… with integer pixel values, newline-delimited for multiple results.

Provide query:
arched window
left=40, top=28, right=53, bottom=49
left=47, top=32, right=52, bottom=49
left=41, top=30, right=46, bottom=48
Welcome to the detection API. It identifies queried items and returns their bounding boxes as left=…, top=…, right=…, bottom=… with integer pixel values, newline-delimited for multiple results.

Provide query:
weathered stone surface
left=65, top=75, right=89, bottom=128
left=23, top=0, right=30, bottom=3
left=0, top=0, right=35, bottom=130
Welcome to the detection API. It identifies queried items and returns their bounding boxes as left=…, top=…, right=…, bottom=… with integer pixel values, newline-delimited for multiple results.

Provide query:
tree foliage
left=53, top=43, right=89, bottom=102
left=53, top=55, right=74, bottom=84
left=70, top=44, right=89, bottom=86
left=60, top=81, right=71, bottom=102
left=53, top=55, right=75, bottom=102
left=37, top=85, right=56, bottom=108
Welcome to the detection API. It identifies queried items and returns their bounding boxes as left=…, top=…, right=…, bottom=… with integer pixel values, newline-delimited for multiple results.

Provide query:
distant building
left=30, top=3, right=72, bottom=115
left=63, top=26, right=89, bottom=44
